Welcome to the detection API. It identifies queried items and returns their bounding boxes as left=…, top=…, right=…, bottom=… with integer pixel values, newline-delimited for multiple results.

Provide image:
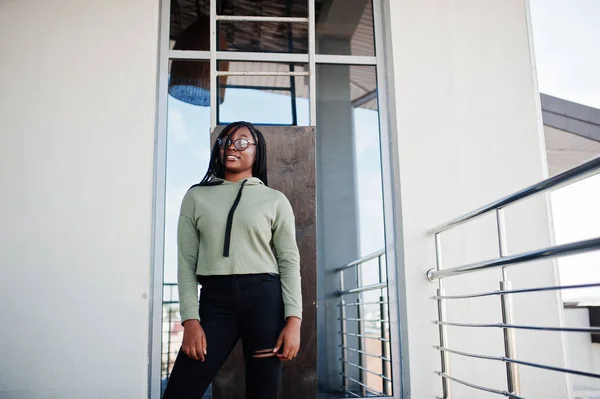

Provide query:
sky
left=529, top=0, right=600, bottom=303
left=162, top=1, right=600, bottom=304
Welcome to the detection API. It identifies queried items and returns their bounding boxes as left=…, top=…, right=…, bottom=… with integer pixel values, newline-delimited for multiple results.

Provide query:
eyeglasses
left=217, top=137, right=256, bottom=151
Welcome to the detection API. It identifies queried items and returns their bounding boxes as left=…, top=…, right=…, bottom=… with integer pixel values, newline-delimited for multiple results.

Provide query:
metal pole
left=380, top=294, right=391, bottom=396
left=356, top=297, right=366, bottom=396
left=500, top=281, right=521, bottom=394
left=355, top=263, right=366, bottom=396
left=308, top=0, right=316, bottom=125
left=377, top=254, right=391, bottom=395
left=340, top=270, right=348, bottom=394
left=496, top=208, right=509, bottom=280
left=341, top=298, right=349, bottom=394
left=209, top=0, right=217, bottom=130
left=435, top=234, right=451, bottom=399
left=496, top=209, right=521, bottom=395
left=284, top=0, right=298, bottom=126
left=166, top=305, right=172, bottom=379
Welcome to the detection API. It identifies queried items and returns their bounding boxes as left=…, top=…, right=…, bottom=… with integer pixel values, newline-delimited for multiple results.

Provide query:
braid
left=194, top=121, right=268, bottom=189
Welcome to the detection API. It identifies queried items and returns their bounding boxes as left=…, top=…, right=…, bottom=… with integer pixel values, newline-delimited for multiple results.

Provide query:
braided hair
left=197, top=121, right=268, bottom=186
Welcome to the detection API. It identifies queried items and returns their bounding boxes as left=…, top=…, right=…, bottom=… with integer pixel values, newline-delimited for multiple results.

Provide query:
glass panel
left=217, top=61, right=309, bottom=125
left=170, top=0, right=309, bottom=53
left=217, top=21, right=307, bottom=53
left=218, top=0, right=308, bottom=17
left=161, top=70, right=211, bottom=392
left=316, top=0, right=375, bottom=56
left=316, top=64, right=391, bottom=396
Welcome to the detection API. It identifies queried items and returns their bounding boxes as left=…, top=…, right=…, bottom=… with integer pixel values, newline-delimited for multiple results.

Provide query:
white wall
left=0, top=1, right=159, bottom=398
left=384, top=0, right=570, bottom=397
left=565, top=308, right=600, bottom=392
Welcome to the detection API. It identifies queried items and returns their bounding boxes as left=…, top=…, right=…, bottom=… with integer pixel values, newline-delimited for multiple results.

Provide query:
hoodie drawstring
left=223, top=179, right=248, bottom=257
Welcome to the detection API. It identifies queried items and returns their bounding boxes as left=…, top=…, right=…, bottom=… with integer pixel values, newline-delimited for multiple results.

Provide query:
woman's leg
left=163, top=278, right=240, bottom=399
left=239, top=274, right=286, bottom=399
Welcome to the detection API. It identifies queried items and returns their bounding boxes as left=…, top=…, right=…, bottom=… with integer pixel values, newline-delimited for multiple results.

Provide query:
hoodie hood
left=210, top=177, right=265, bottom=186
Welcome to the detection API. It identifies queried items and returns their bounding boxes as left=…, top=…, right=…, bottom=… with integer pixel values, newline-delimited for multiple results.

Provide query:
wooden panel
left=210, top=126, right=317, bottom=399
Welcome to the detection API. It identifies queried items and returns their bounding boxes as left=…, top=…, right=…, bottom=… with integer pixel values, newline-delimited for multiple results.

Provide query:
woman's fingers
left=277, top=344, right=300, bottom=360
left=188, top=345, right=199, bottom=361
left=201, top=332, right=208, bottom=355
left=273, top=333, right=284, bottom=354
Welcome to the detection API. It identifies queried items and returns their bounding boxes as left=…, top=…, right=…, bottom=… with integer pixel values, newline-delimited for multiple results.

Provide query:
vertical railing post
left=356, top=297, right=366, bottom=396
left=340, top=270, right=348, bottom=394
left=356, top=264, right=366, bottom=396
left=500, top=281, right=520, bottom=394
left=496, top=209, right=521, bottom=395
left=166, top=305, right=172, bottom=379
left=340, top=298, right=348, bottom=394
left=435, top=233, right=451, bottom=399
left=378, top=254, right=392, bottom=396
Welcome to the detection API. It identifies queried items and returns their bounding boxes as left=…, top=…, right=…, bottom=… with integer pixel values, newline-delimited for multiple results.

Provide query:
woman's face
left=219, top=127, right=257, bottom=175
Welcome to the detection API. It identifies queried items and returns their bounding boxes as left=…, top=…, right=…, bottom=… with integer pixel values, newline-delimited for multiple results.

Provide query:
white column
left=0, top=1, right=160, bottom=398
left=316, top=57, right=362, bottom=390
left=383, top=0, right=570, bottom=397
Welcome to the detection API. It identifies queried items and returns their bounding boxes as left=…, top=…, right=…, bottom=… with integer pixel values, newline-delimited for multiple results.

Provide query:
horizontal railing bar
left=435, top=346, right=600, bottom=380
left=339, top=317, right=389, bottom=323
left=339, top=331, right=390, bottom=342
left=338, top=301, right=388, bottom=306
left=431, top=282, right=600, bottom=300
left=332, top=249, right=386, bottom=273
left=339, top=346, right=391, bottom=362
left=222, top=84, right=293, bottom=91
left=168, top=51, right=377, bottom=65
left=434, top=371, right=525, bottom=399
left=216, top=15, right=309, bottom=23
left=340, top=360, right=392, bottom=381
left=216, top=71, right=310, bottom=77
left=434, top=320, right=600, bottom=334
left=315, top=54, right=378, bottom=65
left=337, top=282, right=388, bottom=296
left=429, top=155, right=600, bottom=234
left=427, top=236, right=600, bottom=281
left=341, top=375, right=385, bottom=396
left=169, top=50, right=308, bottom=63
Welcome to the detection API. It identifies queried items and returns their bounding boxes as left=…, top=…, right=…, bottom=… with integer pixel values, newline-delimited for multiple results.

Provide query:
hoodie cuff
left=180, top=306, right=200, bottom=325
left=284, top=306, right=302, bottom=321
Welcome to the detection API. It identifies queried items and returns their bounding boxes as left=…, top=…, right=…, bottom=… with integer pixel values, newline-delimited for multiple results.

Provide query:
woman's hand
left=273, top=317, right=301, bottom=361
left=181, top=320, right=207, bottom=362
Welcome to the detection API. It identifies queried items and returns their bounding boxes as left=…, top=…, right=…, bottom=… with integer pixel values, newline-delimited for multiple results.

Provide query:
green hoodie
left=177, top=177, right=302, bottom=323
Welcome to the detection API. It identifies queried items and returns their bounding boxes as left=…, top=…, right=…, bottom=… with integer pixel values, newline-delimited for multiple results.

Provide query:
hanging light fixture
left=169, top=13, right=229, bottom=106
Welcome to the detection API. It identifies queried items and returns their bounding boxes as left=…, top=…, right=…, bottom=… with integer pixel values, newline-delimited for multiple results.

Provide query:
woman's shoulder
left=256, top=186, right=295, bottom=213
left=257, top=185, right=288, bottom=200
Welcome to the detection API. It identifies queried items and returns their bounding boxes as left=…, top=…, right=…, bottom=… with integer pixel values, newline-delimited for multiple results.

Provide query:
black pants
left=163, top=273, right=285, bottom=399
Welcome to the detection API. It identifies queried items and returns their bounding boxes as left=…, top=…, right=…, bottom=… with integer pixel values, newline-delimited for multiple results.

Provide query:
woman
left=163, top=121, right=302, bottom=399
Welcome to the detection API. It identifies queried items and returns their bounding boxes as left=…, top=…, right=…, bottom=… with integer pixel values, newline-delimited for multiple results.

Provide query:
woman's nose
left=227, top=141, right=238, bottom=151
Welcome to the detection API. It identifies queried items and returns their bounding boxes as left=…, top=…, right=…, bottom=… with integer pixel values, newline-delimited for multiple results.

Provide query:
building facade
left=1, top=1, right=597, bottom=398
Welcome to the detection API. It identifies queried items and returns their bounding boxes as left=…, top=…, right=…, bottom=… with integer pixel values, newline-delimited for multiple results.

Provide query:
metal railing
left=426, top=155, right=600, bottom=398
left=162, top=283, right=182, bottom=382
left=334, top=249, right=393, bottom=397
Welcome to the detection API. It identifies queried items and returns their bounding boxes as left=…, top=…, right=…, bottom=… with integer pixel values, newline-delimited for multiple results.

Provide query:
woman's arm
left=177, top=190, right=201, bottom=324
left=272, top=194, right=302, bottom=321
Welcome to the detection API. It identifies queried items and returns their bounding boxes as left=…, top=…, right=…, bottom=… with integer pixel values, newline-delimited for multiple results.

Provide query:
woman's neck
left=224, top=171, right=253, bottom=182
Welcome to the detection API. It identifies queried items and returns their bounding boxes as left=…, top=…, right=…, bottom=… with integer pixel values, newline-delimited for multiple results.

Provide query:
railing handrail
left=337, top=282, right=388, bottom=297
left=427, top=236, right=600, bottom=281
left=429, top=155, right=600, bottom=234
left=332, top=249, right=386, bottom=273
